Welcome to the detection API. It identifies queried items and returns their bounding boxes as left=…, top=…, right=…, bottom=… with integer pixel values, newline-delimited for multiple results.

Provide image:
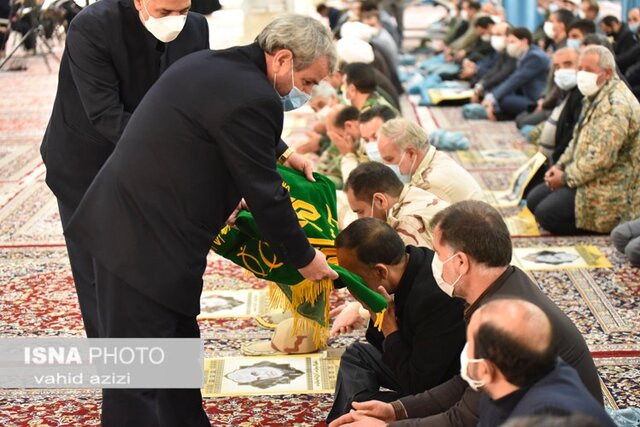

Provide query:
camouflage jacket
left=387, top=185, right=450, bottom=249
left=557, top=77, right=640, bottom=233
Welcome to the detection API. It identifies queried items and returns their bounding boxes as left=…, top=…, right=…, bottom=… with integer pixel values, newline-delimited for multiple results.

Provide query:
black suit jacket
left=613, top=25, right=638, bottom=57
left=40, top=0, right=209, bottom=209
left=552, top=87, right=583, bottom=163
left=65, top=44, right=317, bottom=317
left=366, top=246, right=466, bottom=395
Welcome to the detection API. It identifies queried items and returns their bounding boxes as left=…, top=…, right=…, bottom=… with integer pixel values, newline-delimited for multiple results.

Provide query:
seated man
left=295, top=82, right=339, bottom=155
left=467, top=21, right=516, bottom=94
left=566, top=19, right=596, bottom=49
left=611, top=218, right=640, bottom=267
left=543, top=8, right=574, bottom=51
left=467, top=299, right=615, bottom=426
left=452, top=16, right=495, bottom=66
left=600, top=15, right=638, bottom=58
left=359, top=104, right=397, bottom=144
left=326, top=218, right=466, bottom=423
left=481, top=27, right=550, bottom=120
left=344, top=161, right=449, bottom=248
left=527, top=45, right=640, bottom=235
left=344, top=62, right=396, bottom=111
left=325, top=105, right=369, bottom=184
left=377, top=118, right=484, bottom=202
left=358, top=104, right=397, bottom=164
left=329, top=201, right=603, bottom=427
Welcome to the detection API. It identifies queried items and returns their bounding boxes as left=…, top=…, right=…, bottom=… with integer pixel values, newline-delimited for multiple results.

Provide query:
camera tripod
left=0, top=0, right=60, bottom=72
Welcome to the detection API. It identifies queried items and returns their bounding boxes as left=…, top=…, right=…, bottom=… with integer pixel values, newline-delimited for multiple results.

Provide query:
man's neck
left=351, top=92, right=369, bottom=110
left=389, top=253, right=410, bottom=294
left=464, top=266, right=509, bottom=306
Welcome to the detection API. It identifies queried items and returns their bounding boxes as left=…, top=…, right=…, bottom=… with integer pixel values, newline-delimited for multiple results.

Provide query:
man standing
left=64, top=15, right=338, bottom=426
left=40, top=0, right=209, bottom=338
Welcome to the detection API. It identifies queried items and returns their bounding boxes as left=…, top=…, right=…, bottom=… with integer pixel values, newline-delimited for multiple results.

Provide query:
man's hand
left=544, top=165, right=564, bottom=191
left=377, top=286, right=398, bottom=336
left=225, top=199, right=248, bottom=226
left=298, top=249, right=339, bottom=282
left=328, top=401, right=396, bottom=427
left=284, top=151, right=315, bottom=182
left=330, top=301, right=367, bottom=336
left=327, top=130, right=356, bottom=156
left=533, top=98, right=544, bottom=113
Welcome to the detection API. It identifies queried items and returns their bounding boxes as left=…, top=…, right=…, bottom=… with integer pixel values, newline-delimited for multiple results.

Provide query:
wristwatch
left=278, top=147, right=294, bottom=164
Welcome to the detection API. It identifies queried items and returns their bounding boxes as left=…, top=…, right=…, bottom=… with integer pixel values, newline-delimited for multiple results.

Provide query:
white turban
left=340, top=21, right=376, bottom=41
left=336, top=37, right=375, bottom=64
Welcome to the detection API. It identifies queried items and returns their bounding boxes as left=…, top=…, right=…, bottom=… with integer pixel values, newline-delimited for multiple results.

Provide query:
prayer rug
left=202, top=353, right=341, bottom=397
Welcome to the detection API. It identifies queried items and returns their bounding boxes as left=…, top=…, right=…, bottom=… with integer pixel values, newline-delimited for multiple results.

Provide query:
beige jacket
left=410, top=145, right=484, bottom=203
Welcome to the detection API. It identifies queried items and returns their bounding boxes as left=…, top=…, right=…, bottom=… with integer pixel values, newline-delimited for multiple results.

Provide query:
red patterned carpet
left=1, top=26, right=639, bottom=427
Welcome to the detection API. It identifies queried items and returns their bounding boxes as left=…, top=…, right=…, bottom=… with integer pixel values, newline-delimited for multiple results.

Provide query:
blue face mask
left=566, top=38, right=582, bottom=50
left=277, top=66, right=311, bottom=112
left=630, top=23, right=640, bottom=34
left=365, top=142, right=383, bottom=162
left=387, top=151, right=415, bottom=184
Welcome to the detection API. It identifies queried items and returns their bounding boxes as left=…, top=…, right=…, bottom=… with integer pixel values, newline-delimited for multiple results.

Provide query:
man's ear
left=457, top=252, right=471, bottom=276
left=272, top=49, right=294, bottom=74
left=373, top=263, right=389, bottom=282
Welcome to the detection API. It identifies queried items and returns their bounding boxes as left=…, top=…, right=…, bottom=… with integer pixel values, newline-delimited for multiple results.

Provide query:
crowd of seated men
left=291, top=1, right=640, bottom=425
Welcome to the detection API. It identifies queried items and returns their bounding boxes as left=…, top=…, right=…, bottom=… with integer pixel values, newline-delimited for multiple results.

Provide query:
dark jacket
left=65, top=44, right=316, bottom=317
left=491, top=45, right=550, bottom=103
left=477, top=52, right=517, bottom=92
left=465, top=38, right=493, bottom=64
left=612, top=24, right=638, bottom=58
left=390, top=266, right=602, bottom=427
left=40, top=0, right=209, bottom=210
left=366, top=246, right=466, bottom=394
left=552, top=87, right=584, bottom=163
left=479, top=360, right=615, bottom=427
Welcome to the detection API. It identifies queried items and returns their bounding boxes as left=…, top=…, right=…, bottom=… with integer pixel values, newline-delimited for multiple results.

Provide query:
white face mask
left=316, top=105, right=331, bottom=122
left=460, top=342, right=486, bottom=391
left=141, top=0, right=187, bottom=43
left=576, top=70, right=601, bottom=97
left=543, top=21, right=555, bottom=39
left=460, top=10, right=469, bottom=20
left=490, top=35, right=506, bottom=52
left=506, top=42, right=523, bottom=58
left=431, top=251, right=462, bottom=297
left=554, top=68, right=578, bottom=90
left=481, top=34, right=491, bottom=42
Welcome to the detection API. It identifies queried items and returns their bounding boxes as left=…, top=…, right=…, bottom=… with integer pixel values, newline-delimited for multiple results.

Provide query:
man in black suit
left=326, top=218, right=466, bottom=423
left=65, top=15, right=338, bottom=426
left=40, top=0, right=209, bottom=338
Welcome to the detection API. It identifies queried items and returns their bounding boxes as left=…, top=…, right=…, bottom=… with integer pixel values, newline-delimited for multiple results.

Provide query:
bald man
left=466, top=299, right=615, bottom=426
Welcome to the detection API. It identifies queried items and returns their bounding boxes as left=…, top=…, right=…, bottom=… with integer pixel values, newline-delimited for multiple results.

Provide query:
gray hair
left=311, top=81, right=337, bottom=98
left=554, top=46, right=578, bottom=60
left=581, top=45, right=616, bottom=71
left=380, top=118, right=430, bottom=151
left=256, top=15, right=337, bottom=72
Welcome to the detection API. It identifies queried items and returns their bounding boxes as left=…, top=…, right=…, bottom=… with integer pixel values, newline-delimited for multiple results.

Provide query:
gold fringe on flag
left=268, top=279, right=334, bottom=349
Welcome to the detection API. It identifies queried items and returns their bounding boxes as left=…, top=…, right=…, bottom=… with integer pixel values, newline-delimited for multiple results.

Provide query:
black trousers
left=94, top=259, right=210, bottom=427
left=326, top=342, right=409, bottom=423
left=58, top=200, right=100, bottom=338
left=526, top=183, right=578, bottom=235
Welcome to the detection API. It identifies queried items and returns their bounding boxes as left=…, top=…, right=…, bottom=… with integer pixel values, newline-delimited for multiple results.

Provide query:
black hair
left=335, top=218, right=405, bottom=266
left=358, top=104, right=397, bottom=123
left=568, top=18, right=596, bottom=35
left=465, top=1, right=481, bottom=11
left=335, top=106, right=361, bottom=129
left=360, top=0, right=381, bottom=13
left=509, top=27, right=533, bottom=44
left=475, top=16, right=495, bottom=29
left=430, top=200, right=512, bottom=267
left=345, top=161, right=404, bottom=202
left=345, top=62, right=378, bottom=94
left=600, top=15, right=619, bottom=27
left=552, top=8, right=577, bottom=32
